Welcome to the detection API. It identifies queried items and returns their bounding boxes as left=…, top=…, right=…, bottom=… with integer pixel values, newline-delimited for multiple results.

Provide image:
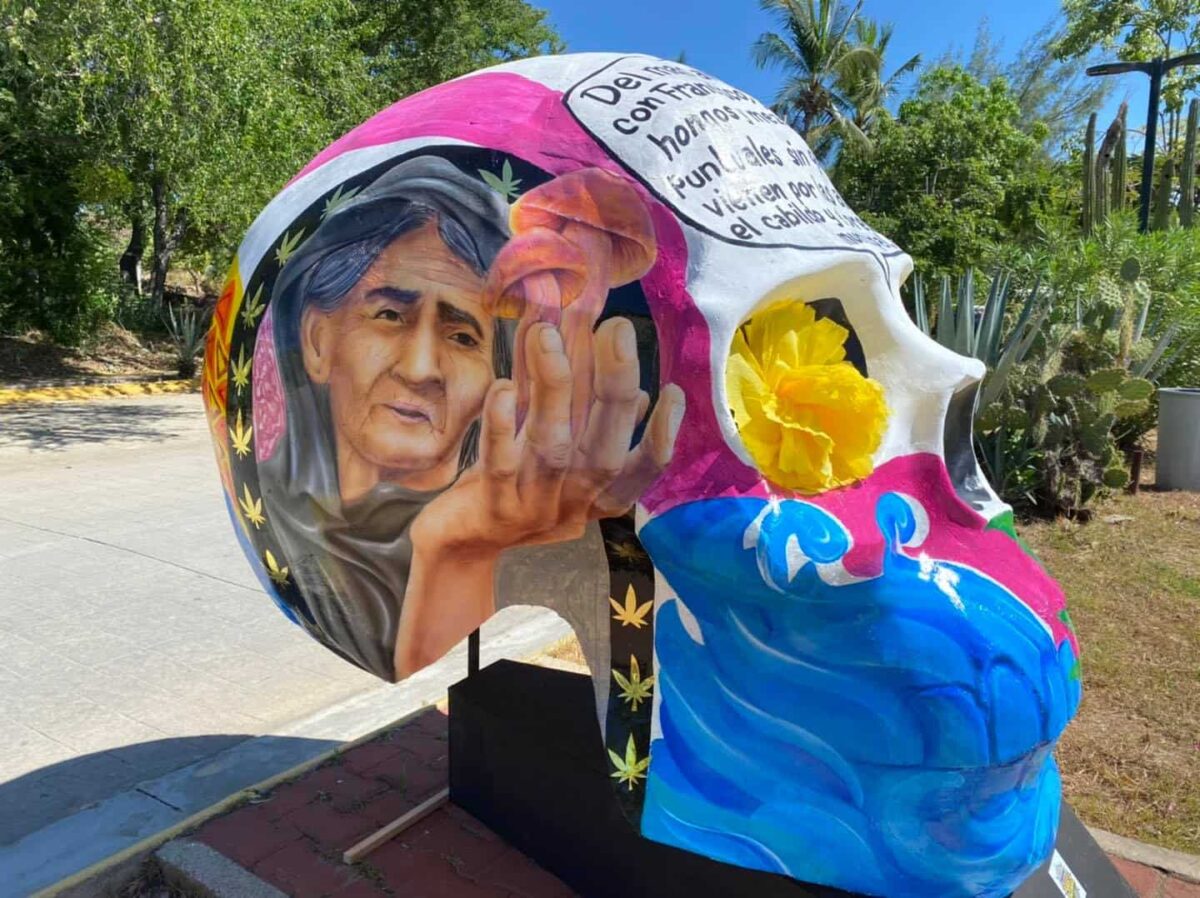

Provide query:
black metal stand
left=449, top=660, right=1136, bottom=898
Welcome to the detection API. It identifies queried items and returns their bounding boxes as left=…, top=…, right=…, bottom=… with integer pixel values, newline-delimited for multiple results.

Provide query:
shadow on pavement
left=0, top=734, right=255, bottom=847
left=0, top=400, right=197, bottom=452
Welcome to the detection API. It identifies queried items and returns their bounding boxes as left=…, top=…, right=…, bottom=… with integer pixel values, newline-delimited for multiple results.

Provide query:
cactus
left=1182, top=99, right=1198, bottom=227
left=1152, top=155, right=1175, bottom=231
left=1102, top=466, right=1131, bottom=489
left=1048, top=373, right=1087, bottom=396
left=1086, top=366, right=1129, bottom=394
left=1083, top=112, right=1097, bottom=235
left=1111, top=104, right=1128, bottom=212
left=907, top=263, right=1177, bottom=519
left=1119, top=377, right=1155, bottom=401
left=1114, top=398, right=1151, bottom=418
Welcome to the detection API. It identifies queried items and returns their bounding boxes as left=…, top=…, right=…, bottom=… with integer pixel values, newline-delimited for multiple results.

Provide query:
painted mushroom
left=508, top=168, right=658, bottom=434
left=481, top=226, right=589, bottom=421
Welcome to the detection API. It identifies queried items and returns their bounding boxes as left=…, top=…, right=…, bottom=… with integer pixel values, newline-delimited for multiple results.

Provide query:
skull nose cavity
left=943, top=381, right=997, bottom=511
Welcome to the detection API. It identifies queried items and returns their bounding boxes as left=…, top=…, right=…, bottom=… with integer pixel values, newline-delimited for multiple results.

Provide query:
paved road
left=0, top=394, right=565, bottom=863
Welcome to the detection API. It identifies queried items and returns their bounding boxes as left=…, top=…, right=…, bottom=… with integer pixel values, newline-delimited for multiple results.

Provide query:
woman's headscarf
left=258, top=155, right=512, bottom=680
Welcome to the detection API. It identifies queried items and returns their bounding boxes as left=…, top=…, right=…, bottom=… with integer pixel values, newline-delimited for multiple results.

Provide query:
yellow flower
left=727, top=301, right=888, bottom=494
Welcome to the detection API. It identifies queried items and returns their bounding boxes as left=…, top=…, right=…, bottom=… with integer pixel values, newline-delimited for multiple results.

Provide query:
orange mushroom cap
left=481, top=227, right=589, bottom=319
left=509, top=168, right=657, bottom=286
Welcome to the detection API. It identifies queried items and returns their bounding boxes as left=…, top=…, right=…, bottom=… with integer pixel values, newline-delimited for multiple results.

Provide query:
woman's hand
left=394, top=316, right=683, bottom=678
left=412, top=316, right=684, bottom=559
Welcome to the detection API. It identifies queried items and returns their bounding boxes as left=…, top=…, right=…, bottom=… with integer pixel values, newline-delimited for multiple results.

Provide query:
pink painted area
left=291, top=73, right=610, bottom=187
left=651, top=443, right=1073, bottom=651
left=820, top=453, right=1074, bottom=653
left=253, top=305, right=286, bottom=462
left=288, top=70, right=730, bottom=534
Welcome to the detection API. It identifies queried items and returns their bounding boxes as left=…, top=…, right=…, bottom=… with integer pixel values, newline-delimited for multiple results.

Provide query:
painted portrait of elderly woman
left=252, top=154, right=683, bottom=683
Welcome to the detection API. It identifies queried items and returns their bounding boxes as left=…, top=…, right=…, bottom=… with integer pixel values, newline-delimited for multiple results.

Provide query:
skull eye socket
left=725, top=298, right=889, bottom=495
left=806, top=298, right=868, bottom=377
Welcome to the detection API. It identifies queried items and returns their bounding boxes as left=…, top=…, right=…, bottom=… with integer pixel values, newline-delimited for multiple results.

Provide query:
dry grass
left=0, top=324, right=175, bottom=383
left=1027, top=487, right=1200, bottom=854
left=540, top=635, right=589, bottom=669
left=540, top=488, right=1199, bottom=854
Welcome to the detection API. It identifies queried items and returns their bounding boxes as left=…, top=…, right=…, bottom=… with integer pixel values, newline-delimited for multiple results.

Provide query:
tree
left=0, top=5, right=115, bottom=342
left=4, top=0, right=560, bottom=319
left=838, top=18, right=920, bottom=137
left=353, top=0, right=562, bottom=99
left=1056, top=0, right=1200, bottom=151
left=961, top=20, right=1110, bottom=153
left=751, top=0, right=880, bottom=151
left=835, top=66, right=1050, bottom=271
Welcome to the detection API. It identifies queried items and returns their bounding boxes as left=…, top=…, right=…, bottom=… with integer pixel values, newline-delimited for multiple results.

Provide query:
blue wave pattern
left=638, top=494, right=1081, bottom=898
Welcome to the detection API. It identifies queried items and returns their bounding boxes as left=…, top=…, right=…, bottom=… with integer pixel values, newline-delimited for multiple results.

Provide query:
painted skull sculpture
left=205, top=53, right=1081, bottom=898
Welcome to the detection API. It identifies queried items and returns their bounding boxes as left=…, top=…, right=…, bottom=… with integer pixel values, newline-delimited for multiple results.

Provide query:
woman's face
left=301, top=219, right=495, bottom=494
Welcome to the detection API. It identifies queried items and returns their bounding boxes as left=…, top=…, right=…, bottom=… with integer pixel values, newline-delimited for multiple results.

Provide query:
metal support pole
left=1088, top=53, right=1200, bottom=234
left=468, top=627, right=480, bottom=677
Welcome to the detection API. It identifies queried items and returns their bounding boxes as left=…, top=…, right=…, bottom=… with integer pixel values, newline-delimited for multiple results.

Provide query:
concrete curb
left=1091, top=826, right=1200, bottom=885
left=0, top=378, right=198, bottom=406
left=157, top=839, right=288, bottom=898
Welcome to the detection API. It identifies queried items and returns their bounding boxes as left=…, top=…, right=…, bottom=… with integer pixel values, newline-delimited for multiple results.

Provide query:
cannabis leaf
left=264, top=549, right=289, bottom=587
left=608, top=734, right=650, bottom=791
left=612, top=655, right=655, bottom=711
left=231, top=345, right=252, bottom=396
left=322, top=183, right=362, bottom=219
left=609, top=584, right=652, bottom=629
left=606, top=539, right=648, bottom=564
left=240, top=284, right=266, bottom=329
left=275, top=229, right=305, bottom=266
left=479, top=159, right=522, bottom=200
left=230, top=409, right=253, bottom=458
left=239, top=483, right=265, bottom=529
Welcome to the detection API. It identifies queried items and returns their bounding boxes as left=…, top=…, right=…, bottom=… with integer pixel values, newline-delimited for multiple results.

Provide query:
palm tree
left=839, top=18, right=921, bottom=136
left=751, top=0, right=881, bottom=151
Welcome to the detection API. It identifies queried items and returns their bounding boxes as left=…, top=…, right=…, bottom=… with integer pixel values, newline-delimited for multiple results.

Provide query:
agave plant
left=164, top=300, right=212, bottom=379
left=912, top=269, right=1050, bottom=409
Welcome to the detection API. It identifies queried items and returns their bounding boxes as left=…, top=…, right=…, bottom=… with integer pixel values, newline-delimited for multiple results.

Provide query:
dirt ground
left=1031, top=485, right=1200, bottom=855
left=0, top=325, right=175, bottom=384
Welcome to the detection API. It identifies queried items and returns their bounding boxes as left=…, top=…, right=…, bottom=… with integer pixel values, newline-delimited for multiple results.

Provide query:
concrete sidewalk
left=1, top=395, right=386, bottom=846
left=0, top=394, right=568, bottom=889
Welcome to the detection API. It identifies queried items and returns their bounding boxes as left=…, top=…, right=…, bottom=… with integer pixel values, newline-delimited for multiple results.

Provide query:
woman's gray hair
left=256, top=155, right=516, bottom=679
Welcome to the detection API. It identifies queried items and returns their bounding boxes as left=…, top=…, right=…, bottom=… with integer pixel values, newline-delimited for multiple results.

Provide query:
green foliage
left=959, top=21, right=1112, bottom=154
left=835, top=67, right=1052, bottom=272
left=1181, top=100, right=1199, bottom=227
left=1057, top=0, right=1200, bottom=152
left=164, top=300, right=212, bottom=379
left=752, top=0, right=885, bottom=153
left=1, top=0, right=559, bottom=340
left=911, top=269, right=1049, bottom=408
left=354, top=0, right=561, bottom=98
left=909, top=262, right=1187, bottom=517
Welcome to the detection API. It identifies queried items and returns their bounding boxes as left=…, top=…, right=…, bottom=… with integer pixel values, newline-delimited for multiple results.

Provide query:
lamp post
left=1088, top=52, right=1200, bottom=232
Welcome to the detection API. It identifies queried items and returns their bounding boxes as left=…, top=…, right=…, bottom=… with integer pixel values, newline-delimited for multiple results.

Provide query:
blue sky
left=538, top=0, right=1143, bottom=146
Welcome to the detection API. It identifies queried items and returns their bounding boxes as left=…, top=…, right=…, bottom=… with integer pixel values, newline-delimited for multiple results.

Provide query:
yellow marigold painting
left=726, top=301, right=889, bottom=494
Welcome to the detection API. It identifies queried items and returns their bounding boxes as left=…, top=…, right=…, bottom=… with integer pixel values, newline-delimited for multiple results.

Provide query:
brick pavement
left=1112, top=856, right=1200, bottom=898
left=189, top=707, right=577, bottom=897
left=179, top=701, right=1200, bottom=898
left=182, top=704, right=1200, bottom=898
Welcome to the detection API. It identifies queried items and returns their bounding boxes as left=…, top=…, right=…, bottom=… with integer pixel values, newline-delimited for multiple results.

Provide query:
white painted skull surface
left=205, top=53, right=1080, bottom=898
